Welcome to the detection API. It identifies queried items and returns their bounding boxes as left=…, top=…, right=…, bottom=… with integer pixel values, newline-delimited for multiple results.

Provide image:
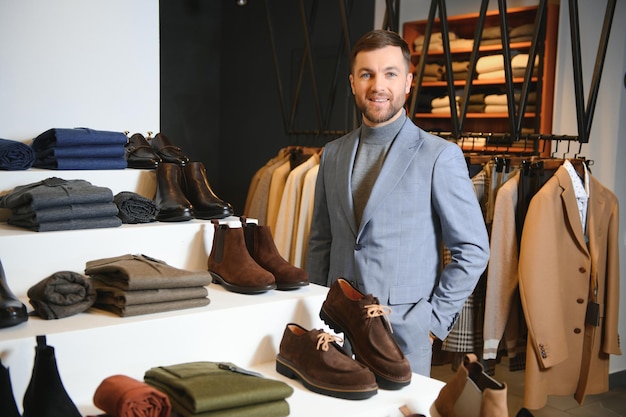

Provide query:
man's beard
left=355, top=95, right=404, bottom=125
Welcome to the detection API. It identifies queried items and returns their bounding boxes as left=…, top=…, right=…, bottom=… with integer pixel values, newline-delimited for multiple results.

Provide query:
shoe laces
left=364, top=304, right=394, bottom=333
left=316, top=332, right=343, bottom=351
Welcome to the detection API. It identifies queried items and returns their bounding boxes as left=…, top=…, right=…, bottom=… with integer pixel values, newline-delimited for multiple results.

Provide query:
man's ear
left=405, top=72, right=413, bottom=95
left=349, top=73, right=355, bottom=95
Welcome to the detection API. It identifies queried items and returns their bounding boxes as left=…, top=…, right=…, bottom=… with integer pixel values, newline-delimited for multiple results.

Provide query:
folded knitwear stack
left=85, top=254, right=211, bottom=317
left=0, top=177, right=122, bottom=232
left=144, top=361, right=294, bottom=417
left=476, top=53, right=538, bottom=80
left=31, top=128, right=128, bottom=170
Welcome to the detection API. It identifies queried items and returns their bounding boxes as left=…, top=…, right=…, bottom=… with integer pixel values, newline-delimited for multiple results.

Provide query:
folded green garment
left=144, top=362, right=293, bottom=414
left=164, top=397, right=289, bottom=417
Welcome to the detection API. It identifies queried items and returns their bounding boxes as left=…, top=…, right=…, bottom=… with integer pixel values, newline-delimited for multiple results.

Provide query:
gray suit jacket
left=307, top=118, right=489, bottom=371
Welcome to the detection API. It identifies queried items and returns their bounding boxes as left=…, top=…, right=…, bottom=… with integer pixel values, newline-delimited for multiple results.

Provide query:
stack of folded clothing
left=31, top=127, right=128, bottom=170
left=420, top=62, right=444, bottom=82
left=484, top=91, right=537, bottom=113
left=443, top=60, right=472, bottom=82
left=85, top=254, right=211, bottom=317
left=431, top=95, right=460, bottom=114
left=0, top=137, right=35, bottom=170
left=144, top=361, right=294, bottom=417
left=481, top=25, right=503, bottom=46
left=509, top=23, right=535, bottom=43
left=476, top=53, right=538, bottom=80
left=0, top=177, right=122, bottom=232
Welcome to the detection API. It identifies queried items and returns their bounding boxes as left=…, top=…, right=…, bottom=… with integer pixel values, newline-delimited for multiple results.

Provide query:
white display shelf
left=0, top=168, right=446, bottom=416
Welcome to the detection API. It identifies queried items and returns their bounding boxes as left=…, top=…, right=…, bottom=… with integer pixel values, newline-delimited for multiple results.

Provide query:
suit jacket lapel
left=336, top=129, right=360, bottom=237
left=359, top=122, right=423, bottom=234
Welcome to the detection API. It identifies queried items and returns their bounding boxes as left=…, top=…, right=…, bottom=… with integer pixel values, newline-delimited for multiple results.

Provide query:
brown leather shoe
left=182, top=162, right=233, bottom=220
left=149, top=132, right=189, bottom=166
left=276, top=323, right=378, bottom=400
left=320, top=278, right=412, bottom=390
left=241, top=218, right=308, bottom=290
left=154, top=163, right=193, bottom=222
left=124, top=133, right=161, bottom=169
left=207, top=221, right=276, bottom=294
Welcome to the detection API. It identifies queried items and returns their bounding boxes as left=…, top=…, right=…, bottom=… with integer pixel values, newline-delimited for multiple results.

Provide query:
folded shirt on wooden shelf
left=484, top=91, right=537, bottom=105
left=91, top=280, right=209, bottom=307
left=475, top=53, right=538, bottom=74
left=0, top=137, right=35, bottom=170
left=477, top=67, right=537, bottom=80
left=484, top=104, right=537, bottom=113
left=27, top=270, right=97, bottom=319
left=431, top=95, right=459, bottom=108
left=144, top=361, right=293, bottom=417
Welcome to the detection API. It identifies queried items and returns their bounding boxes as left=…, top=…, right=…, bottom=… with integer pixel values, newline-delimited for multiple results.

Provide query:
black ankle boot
left=0, top=260, right=28, bottom=329
left=182, top=162, right=234, bottom=220
left=154, top=162, right=194, bottom=222
left=22, top=335, right=82, bottom=417
left=0, top=358, right=21, bottom=417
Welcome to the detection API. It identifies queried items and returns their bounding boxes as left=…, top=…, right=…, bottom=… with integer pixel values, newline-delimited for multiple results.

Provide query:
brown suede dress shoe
left=320, top=278, right=412, bottom=390
left=276, top=323, right=378, bottom=400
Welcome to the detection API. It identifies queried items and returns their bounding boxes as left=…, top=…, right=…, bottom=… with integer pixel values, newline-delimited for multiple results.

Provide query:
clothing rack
left=410, top=0, right=616, bottom=145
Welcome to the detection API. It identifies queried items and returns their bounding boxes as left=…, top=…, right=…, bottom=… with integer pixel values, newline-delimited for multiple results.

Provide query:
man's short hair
left=350, top=30, right=411, bottom=73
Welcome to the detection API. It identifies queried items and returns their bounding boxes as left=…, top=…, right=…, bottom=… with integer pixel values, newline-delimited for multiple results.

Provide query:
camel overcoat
left=518, top=166, right=621, bottom=409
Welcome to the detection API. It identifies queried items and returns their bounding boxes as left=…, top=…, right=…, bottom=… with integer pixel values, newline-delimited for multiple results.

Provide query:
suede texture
left=182, top=162, right=233, bottom=219
left=207, top=223, right=275, bottom=291
left=277, top=323, right=377, bottom=391
left=321, top=278, right=411, bottom=386
left=243, top=222, right=308, bottom=289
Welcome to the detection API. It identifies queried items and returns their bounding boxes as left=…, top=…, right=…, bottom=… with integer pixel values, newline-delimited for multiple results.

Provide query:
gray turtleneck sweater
left=351, top=112, right=407, bottom=226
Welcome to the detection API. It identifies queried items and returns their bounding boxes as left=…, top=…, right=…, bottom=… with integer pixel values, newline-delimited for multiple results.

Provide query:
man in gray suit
left=306, top=30, right=490, bottom=376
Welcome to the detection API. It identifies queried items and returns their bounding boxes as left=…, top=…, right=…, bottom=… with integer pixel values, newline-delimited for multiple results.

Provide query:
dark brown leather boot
left=276, top=323, right=378, bottom=400
left=0, top=259, right=27, bottom=329
left=241, top=218, right=308, bottom=290
left=207, top=221, right=276, bottom=294
left=154, top=163, right=193, bottom=222
left=320, top=278, right=412, bottom=390
left=182, top=162, right=233, bottom=220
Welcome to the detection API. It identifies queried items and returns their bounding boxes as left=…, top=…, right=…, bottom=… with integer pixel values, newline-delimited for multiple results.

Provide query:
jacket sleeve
left=305, top=150, right=331, bottom=286
left=429, top=144, right=490, bottom=339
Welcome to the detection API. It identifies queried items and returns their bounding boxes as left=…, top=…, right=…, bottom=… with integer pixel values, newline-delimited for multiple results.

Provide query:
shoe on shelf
left=154, top=163, right=194, bottom=222
left=0, top=259, right=28, bottom=329
left=124, top=132, right=161, bottom=169
left=276, top=323, right=378, bottom=400
left=149, top=132, right=190, bottom=166
left=241, top=218, right=308, bottom=290
left=320, top=278, right=412, bottom=390
left=182, top=162, right=234, bottom=220
left=207, top=221, right=276, bottom=294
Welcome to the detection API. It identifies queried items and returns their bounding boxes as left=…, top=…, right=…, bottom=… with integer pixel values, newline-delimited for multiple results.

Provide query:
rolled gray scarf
left=113, top=191, right=158, bottom=223
left=27, top=271, right=96, bottom=319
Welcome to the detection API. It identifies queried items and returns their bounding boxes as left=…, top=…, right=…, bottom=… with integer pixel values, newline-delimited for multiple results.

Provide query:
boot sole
left=275, top=355, right=377, bottom=400
left=320, top=307, right=411, bottom=390
left=275, top=281, right=309, bottom=291
left=209, top=271, right=276, bottom=294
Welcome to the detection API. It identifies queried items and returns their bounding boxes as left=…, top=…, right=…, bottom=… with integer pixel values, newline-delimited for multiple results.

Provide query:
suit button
left=354, top=244, right=362, bottom=251
left=574, top=328, right=582, bottom=334
left=579, top=267, right=586, bottom=273
left=577, top=298, right=584, bottom=304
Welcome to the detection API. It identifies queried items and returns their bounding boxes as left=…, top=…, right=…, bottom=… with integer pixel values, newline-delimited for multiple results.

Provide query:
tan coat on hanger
left=518, top=166, right=621, bottom=409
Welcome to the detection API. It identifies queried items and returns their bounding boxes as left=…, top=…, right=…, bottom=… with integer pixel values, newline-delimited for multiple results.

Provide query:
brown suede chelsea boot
left=276, top=323, right=378, bottom=400
left=320, top=278, right=412, bottom=390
